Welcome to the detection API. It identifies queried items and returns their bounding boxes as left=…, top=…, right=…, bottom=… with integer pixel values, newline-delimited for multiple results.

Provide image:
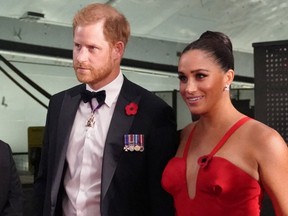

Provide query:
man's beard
left=74, top=59, right=114, bottom=85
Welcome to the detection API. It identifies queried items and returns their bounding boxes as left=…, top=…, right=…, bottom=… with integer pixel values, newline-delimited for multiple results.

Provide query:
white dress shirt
left=62, top=72, right=124, bottom=216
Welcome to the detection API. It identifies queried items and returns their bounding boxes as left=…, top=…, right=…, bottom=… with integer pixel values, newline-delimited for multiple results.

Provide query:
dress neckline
left=183, top=116, right=251, bottom=167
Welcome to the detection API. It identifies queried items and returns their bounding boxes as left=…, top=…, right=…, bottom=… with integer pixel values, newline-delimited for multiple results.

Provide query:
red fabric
left=162, top=117, right=263, bottom=216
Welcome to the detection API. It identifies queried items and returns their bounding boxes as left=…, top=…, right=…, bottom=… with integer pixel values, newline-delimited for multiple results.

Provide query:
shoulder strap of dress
left=209, top=116, right=251, bottom=157
left=183, top=125, right=196, bottom=159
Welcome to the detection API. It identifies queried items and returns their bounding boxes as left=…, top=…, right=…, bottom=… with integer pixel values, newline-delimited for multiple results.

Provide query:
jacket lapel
left=101, top=78, right=141, bottom=201
left=51, top=84, right=84, bottom=203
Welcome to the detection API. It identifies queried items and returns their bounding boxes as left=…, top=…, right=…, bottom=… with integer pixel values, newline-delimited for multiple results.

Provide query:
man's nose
left=76, top=48, right=88, bottom=62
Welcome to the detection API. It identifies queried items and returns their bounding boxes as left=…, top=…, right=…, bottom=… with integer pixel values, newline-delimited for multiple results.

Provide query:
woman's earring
left=224, top=84, right=230, bottom=91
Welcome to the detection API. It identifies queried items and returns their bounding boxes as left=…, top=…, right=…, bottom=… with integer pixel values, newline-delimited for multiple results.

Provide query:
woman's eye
left=178, top=75, right=187, bottom=82
left=196, top=73, right=207, bottom=79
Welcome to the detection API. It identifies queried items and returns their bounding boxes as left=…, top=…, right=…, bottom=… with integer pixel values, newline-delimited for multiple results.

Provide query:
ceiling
left=0, top=0, right=288, bottom=54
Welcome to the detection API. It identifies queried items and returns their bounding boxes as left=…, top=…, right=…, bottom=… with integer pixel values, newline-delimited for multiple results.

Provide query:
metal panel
left=253, top=40, right=288, bottom=142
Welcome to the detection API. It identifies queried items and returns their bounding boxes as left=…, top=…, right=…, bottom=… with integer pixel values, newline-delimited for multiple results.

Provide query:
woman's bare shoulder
left=244, top=118, right=287, bottom=157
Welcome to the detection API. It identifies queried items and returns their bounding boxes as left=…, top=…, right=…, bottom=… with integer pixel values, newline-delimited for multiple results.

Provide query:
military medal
left=139, top=134, right=144, bottom=152
left=133, top=134, right=140, bottom=151
left=128, top=134, right=135, bottom=152
left=124, top=134, right=145, bottom=152
left=124, top=134, right=129, bottom=151
left=134, top=145, right=141, bottom=151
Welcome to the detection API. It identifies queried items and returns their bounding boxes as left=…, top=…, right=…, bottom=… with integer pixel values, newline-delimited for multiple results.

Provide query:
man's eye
left=88, top=46, right=99, bottom=51
left=74, top=44, right=81, bottom=50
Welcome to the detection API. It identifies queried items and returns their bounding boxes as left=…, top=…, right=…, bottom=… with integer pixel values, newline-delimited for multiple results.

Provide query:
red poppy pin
left=125, top=102, right=138, bottom=116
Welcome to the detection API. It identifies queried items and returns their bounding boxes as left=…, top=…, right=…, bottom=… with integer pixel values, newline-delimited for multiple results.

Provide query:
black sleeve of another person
left=0, top=140, right=23, bottom=216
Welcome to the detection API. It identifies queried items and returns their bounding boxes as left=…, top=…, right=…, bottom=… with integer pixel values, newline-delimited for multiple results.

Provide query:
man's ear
left=112, top=41, right=125, bottom=60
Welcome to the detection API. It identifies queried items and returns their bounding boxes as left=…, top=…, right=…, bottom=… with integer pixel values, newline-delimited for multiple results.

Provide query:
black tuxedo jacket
left=34, top=77, right=178, bottom=216
left=0, top=140, right=23, bottom=216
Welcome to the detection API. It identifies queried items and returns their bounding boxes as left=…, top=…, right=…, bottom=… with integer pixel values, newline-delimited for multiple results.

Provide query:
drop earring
left=224, top=84, right=230, bottom=91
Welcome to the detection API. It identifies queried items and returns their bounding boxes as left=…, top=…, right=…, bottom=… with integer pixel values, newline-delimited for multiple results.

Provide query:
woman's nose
left=185, top=80, right=197, bottom=93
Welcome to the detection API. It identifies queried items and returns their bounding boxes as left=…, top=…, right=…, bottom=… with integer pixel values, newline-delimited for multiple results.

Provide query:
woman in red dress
left=162, top=31, right=288, bottom=216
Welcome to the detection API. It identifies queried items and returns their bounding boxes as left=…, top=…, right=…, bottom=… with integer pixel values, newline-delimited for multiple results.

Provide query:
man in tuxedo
left=0, top=140, right=23, bottom=215
left=33, top=3, right=177, bottom=216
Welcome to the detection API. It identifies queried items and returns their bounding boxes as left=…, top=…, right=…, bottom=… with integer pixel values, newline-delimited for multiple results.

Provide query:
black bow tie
left=81, top=89, right=106, bottom=108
